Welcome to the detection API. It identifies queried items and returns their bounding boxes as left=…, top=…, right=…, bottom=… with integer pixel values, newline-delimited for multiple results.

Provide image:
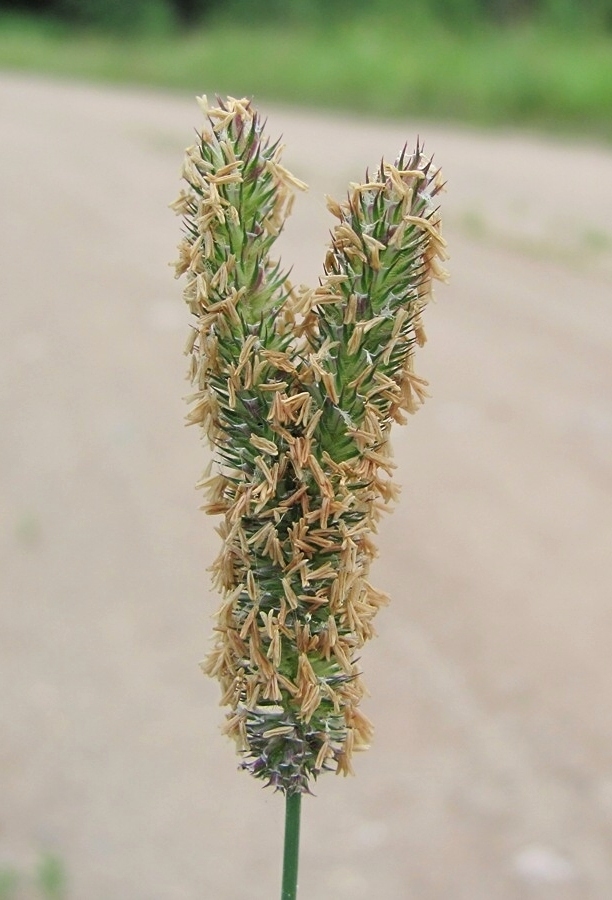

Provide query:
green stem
left=281, top=792, right=302, bottom=900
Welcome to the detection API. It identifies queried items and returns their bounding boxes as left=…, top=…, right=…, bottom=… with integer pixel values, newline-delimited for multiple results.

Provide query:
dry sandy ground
left=1, top=74, right=612, bottom=900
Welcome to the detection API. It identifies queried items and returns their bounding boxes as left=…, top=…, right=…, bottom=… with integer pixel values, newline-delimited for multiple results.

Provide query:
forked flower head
left=173, top=97, right=447, bottom=794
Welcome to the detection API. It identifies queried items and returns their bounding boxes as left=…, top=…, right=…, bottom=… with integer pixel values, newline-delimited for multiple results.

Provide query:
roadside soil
left=1, top=74, right=612, bottom=899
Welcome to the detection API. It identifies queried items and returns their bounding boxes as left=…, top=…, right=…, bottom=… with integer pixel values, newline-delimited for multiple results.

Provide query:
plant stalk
left=281, top=792, right=302, bottom=900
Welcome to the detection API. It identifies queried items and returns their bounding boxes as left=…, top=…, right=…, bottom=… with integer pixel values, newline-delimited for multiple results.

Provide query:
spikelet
left=173, top=96, right=447, bottom=795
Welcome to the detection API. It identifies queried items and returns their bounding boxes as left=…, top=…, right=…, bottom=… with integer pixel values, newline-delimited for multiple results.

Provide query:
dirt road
left=1, top=74, right=611, bottom=899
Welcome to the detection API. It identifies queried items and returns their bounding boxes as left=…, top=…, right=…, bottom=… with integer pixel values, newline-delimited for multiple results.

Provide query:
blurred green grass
left=0, top=853, right=66, bottom=900
left=1, top=13, right=612, bottom=138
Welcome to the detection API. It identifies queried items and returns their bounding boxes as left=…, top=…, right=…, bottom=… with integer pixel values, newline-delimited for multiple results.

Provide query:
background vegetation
left=0, top=0, right=611, bottom=138
left=6, top=0, right=612, bottom=32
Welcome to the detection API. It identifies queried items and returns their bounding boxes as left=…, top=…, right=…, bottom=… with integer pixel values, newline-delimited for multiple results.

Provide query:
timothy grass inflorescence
left=173, top=96, right=447, bottom=795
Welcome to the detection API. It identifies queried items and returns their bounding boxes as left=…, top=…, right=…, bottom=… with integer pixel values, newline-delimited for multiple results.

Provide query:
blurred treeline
left=6, top=0, right=612, bottom=32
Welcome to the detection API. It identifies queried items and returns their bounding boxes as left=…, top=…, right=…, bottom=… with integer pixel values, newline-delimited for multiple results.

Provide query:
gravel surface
left=2, top=74, right=612, bottom=899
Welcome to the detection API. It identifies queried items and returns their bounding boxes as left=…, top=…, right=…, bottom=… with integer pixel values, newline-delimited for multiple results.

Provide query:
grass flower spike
left=173, top=96, right=447, bottom=798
